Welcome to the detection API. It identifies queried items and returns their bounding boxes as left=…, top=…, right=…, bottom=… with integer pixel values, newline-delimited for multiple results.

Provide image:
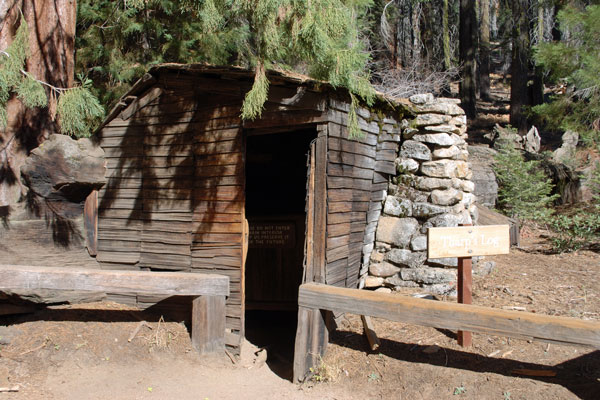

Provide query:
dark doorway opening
left=244, top=128, right=317, bottom=379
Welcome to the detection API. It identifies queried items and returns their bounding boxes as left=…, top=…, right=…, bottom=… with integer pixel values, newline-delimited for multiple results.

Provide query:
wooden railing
left=0, top=264, right=229, bottom=354
left=294, top=282, right=600, bottom=381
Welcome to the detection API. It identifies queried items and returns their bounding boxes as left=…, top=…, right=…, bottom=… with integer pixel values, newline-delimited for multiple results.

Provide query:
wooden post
left=293, top=130, right=329, bottom=383
left=361, top=315, right=380, bottom=351
left=84, top=190, right=98, bottom=256
left=191, top=295, right=226, bottom=354
left=457, top=223, right=473, bottom=347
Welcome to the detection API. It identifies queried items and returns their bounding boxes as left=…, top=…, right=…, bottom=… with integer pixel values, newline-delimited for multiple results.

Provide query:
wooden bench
left=0, top=264, right=229, bottom=354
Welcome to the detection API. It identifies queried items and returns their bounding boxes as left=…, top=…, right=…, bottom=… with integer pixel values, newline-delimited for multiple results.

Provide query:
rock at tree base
left=20, top=135, right=106, bottom=218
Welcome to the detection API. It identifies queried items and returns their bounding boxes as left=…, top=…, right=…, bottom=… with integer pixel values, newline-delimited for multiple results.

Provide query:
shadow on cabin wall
left=96, top=77, right=246, bottom=270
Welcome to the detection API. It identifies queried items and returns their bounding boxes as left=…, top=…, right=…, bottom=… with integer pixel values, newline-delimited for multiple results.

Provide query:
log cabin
left=92, top=64, right=413, bottom=355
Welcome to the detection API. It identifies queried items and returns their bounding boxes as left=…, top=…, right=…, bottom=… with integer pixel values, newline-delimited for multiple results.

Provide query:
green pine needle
left=16, top=76, right=48, bottom=108
left=57, top=87, right=104, bottom=137
left=241, top=63, right=269, bottom=120
left=348, top=94, right=363, bottom=139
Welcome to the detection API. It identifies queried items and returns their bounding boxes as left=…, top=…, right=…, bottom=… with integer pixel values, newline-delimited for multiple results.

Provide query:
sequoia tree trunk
left=0, top=0, right=76, bottom=208
left=459, top=0, right=477, bottom=119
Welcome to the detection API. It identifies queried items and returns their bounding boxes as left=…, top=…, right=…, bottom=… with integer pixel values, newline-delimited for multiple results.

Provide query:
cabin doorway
left=244, top=127, right=317, bottom=378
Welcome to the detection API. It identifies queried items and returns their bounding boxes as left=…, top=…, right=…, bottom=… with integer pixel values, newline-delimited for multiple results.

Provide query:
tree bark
left=441, top=0, right=452, bottom=96
left=459, top=0, right=477, bottom=119
left=411, top=2, right=421, bottom=64
left=0, top=0, right=76, bottom=208
left=510, top=0, right=531, bottom=135
left=530, top=1, right=544, bottom=107
left=490, top=0, right=499, bottom=38
left=479, top=0, right=491, bottom=101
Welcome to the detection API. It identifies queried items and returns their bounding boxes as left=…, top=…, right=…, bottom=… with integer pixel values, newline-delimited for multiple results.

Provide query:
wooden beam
left=298, top=283, right=600, bottom=348
left=313, top=133, right=327, bottom=284
left=293, top=127, right=329, bottom=383
left=0, top=265, right=229, bottom=297
left=192, top=295, right=226, bottom=354
left=361, top=315, right=380, bottom=351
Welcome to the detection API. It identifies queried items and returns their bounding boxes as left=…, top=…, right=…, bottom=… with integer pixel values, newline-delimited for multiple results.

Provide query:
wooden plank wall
left=325, top=101, right=400, bottom=289
left=96, top=70, right=402, bottom=354
left=97, top=73, right=246, bottom=353
left=97, top=109, right=145, bottom=269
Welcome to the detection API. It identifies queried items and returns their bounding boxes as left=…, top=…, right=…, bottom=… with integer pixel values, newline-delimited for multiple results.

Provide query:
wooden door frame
left=293, top=124, right=329, bottom=382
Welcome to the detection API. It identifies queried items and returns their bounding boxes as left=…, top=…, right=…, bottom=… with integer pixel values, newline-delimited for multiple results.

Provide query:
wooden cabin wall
left=325, top=101, right=400, bottom=289
left=97, top=73, right=247, bottom=353
left=96, top=67, right=403, bottom=357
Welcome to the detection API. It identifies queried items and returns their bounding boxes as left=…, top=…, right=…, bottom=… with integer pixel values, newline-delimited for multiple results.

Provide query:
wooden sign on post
left=428, top=224, right=510, bottom=347
left=428, top=225, right=510, bottom=258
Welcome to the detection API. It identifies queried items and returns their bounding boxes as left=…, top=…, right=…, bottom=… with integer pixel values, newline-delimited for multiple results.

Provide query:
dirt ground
left=1, top=214, right=599, bottom=399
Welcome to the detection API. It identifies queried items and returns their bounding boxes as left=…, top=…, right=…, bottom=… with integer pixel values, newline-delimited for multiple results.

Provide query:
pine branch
left=0, top=20, right=104, bottom=137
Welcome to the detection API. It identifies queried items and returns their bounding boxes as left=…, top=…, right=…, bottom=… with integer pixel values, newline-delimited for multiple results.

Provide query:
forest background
left=0, top=0, right=599, bottom=249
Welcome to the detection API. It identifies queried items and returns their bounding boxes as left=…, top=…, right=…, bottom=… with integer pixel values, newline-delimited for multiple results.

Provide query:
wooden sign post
left=456, top=225, right=473, bottom=347
left=428, top=224, right=510, bottom=347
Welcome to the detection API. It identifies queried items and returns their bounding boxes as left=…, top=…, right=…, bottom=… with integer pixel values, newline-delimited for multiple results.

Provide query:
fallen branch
left=224, top=349, right=237, bottom=364
left=18, top=338, right=49, bottom=356
left=128, top=320, right=150, bottom=342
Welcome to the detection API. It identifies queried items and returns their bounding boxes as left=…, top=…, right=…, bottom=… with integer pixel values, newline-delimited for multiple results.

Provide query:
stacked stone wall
left=359, top=94, right=476, bottom=295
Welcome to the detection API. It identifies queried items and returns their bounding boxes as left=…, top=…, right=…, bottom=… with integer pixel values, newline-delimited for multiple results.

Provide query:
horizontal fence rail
left=0, top=264, right=230, bottom=354
left=298, top=283, right=600, bottom=348
left=0, top=264, right=229, bottom=297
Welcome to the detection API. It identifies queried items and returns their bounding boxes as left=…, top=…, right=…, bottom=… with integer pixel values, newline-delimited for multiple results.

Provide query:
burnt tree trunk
left=510, top=0, right=531, bottom=136
left=459, top=0, right=477, bottom=119
left=0, top=0, right=76, bottom=208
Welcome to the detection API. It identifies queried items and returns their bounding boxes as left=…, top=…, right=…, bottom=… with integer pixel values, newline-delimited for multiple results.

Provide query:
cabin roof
left=98, top=63, right=414, bottom=132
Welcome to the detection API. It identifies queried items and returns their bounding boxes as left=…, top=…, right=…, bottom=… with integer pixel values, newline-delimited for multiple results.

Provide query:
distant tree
left=510, top=0, right=531, bottom=135
left=493, top=137, right=558, bottom=220
left=459, top=0, right=477, bottom=119
left=533, top=3, right=600, bottom=146
left=479, top=0, right=491, bottom=101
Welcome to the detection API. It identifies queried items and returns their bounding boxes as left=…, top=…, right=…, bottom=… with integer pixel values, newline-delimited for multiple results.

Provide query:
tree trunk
left=479, top=0, right=491, bottom=101
left=411, top=2, right=421, bottom=65
left=441, top=0, right=452, bottom=96
left=490, top=0, right=499, bottom=38
left=510, top=0, right=531, bottom=135
left=0, top=0, right=76, bottom=208
left=459, top=0, right=477, bottom=119
left=530, top=1, right=544, bottom=107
